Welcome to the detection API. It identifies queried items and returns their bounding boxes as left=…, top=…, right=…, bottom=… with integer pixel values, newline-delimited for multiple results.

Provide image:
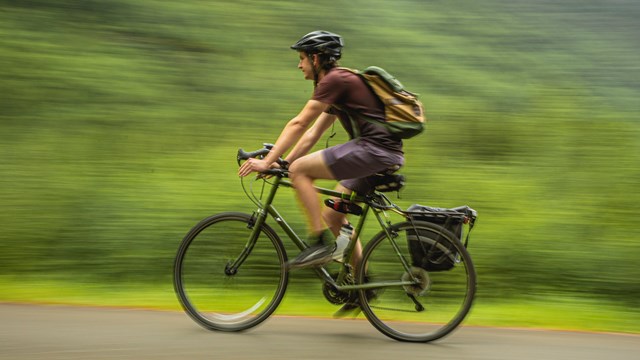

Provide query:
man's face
left=297, top=52, right=315, bottom=80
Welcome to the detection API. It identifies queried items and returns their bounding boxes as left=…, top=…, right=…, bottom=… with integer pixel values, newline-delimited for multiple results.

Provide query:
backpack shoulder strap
left=333, top=67, right=370, bottom=139
left=336, top=66, right=359, bottom=74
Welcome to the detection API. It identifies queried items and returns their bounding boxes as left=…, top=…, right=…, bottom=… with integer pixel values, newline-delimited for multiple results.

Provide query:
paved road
left=1, top=303, right=638, bottom=360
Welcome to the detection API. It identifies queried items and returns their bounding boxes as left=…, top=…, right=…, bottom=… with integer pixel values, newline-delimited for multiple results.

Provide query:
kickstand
left=406, top=293, right=425, bottom=312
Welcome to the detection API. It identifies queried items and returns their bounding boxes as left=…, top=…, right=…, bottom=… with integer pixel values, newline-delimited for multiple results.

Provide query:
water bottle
left=332, top=224, right=353, bottom=262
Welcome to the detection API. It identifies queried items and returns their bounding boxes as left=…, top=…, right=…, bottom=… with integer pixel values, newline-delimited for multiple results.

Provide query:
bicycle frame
left=228, top=173, right=417, bottom=293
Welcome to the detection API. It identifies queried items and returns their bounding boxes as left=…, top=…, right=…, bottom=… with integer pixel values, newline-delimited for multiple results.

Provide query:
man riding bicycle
left=237, top=31, right=404, bottom=312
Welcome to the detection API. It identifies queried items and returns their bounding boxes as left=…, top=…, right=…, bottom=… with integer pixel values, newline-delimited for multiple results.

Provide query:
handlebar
left=237, top=143, right=289, bottom=176
left=236, top=147, right=271, bottom=164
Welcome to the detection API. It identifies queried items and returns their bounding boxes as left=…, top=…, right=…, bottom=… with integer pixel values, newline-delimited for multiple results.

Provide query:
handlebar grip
left=236, top=146, right=289, bottom=176
left=237, top=148, right=270, bottom=165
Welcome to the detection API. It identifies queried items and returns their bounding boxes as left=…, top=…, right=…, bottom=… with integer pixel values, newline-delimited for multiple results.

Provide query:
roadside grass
left=3, top=278, right=638, bottom=335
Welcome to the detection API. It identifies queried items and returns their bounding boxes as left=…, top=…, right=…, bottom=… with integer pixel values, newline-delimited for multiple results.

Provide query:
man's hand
left=238, top=158, right=271, bottom=177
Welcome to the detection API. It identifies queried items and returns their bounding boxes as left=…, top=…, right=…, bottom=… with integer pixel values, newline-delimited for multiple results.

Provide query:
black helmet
left=291, top=30, right=343, bottom=59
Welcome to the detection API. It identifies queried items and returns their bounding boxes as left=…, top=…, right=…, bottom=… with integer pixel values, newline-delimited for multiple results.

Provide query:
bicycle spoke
left=358, top=221, right=476, bottom=342
left=174, top=212, right=288, bottom=331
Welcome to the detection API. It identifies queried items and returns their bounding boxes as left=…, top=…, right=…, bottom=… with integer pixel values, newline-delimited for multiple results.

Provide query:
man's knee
left=288, top=166, right=311, bottom=191
left=289, top=152, right=334, bottom=181
left=288, top=158, right=310, bottom=181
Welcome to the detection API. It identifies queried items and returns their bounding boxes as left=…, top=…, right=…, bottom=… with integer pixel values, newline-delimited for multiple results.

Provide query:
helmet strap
left=308, top=52, right=320, bottom=88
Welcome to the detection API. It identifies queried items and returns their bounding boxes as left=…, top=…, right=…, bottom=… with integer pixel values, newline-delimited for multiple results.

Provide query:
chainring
left=322, top=282, right=351, bottom=305
left=322, top=272, right=355, bottom=305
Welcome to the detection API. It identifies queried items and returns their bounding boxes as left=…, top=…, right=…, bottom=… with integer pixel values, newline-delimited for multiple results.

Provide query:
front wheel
left=173, top=212, right=288, bottom=331
left=358, top=221, right=476, bottom=342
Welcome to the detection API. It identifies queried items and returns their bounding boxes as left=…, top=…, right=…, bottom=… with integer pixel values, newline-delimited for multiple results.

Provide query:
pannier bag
left=405, top=204, right=477, bottom=271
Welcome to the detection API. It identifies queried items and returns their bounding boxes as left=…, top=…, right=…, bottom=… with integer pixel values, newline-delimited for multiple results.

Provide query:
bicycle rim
left=173, top=212, right=288, bottom=331
left=358, top=221, right=476, bottom=342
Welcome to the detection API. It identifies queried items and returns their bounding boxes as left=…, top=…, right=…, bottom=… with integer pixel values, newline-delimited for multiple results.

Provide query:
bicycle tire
left=173, top=212, right=288, bottom=331
left=357, top=220, right=476, bottom=342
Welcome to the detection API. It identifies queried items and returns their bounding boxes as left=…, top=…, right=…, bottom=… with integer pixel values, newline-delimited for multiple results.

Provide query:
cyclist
left=238, top=30, right=404, bottom=281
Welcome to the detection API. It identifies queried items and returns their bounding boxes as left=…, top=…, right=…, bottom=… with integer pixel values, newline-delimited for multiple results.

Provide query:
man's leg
left=322, top=183, right=362, bottom=270
left=288, top=151, right=335, bottom=234
left=323, top=184, right=374, bottom=317
left=286, top=151, right=338, bottom=269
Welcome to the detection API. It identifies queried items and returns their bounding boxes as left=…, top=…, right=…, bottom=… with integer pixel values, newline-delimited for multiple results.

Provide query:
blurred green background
left=1, top=0, right=638, bottom=332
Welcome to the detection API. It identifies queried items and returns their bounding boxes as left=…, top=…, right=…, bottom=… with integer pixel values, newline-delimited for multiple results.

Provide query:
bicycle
left=173, top=144, right=478, bottom=342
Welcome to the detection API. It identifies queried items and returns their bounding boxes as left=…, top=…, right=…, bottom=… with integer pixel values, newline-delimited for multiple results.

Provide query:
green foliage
left=1, top=0, right=639, bottom=328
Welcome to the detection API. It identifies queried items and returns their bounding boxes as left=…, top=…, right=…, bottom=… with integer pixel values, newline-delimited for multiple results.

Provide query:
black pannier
left=405, top=204, right=477, bottom=272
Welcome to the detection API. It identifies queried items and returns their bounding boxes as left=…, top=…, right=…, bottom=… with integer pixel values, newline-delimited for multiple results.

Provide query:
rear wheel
left=173, top=212, right=288, bottom=331
left=358, top=221, right=476, bottom=342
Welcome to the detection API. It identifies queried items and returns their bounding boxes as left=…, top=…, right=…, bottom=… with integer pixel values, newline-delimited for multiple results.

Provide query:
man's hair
left=316, top=53, right=339, bottom=70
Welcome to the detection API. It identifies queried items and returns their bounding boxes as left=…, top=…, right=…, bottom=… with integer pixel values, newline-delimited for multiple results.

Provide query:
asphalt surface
left=1, top=303, right=638, bottom=360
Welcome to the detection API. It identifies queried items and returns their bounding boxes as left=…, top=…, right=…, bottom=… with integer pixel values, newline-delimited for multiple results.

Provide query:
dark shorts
left=322, top=139, right=404, bottom=195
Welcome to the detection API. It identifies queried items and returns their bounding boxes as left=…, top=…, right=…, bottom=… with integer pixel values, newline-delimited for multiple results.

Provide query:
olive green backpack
left=340, top=66, right=426, bottom=139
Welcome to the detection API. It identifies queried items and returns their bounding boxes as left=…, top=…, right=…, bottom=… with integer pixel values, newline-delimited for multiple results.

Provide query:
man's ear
left=312, top=54, right=319, bottom=66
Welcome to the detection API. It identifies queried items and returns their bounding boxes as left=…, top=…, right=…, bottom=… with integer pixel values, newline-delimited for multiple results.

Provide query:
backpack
left=340, top=66, right=426, bottom=139
left=405, top=204, right=477, bottom=271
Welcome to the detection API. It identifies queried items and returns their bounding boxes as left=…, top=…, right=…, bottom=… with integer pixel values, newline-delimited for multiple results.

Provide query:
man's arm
left=238, top=100, right=329, bottom=176
left=262, top=100, right=329, bottom=164
left=285, top=111, right=337, bottom=164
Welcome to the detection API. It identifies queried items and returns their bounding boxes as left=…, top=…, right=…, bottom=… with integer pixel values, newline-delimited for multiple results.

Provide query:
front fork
left=225, top=173, right=288, bottom=276
left=224, top=209, right=267, bottom=276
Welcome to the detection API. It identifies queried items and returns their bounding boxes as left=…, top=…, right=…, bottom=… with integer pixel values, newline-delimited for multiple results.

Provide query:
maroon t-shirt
left=312, top=68, right=403, bottom=153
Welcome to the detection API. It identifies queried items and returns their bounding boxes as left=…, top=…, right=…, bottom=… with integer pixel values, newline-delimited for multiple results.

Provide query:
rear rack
left=403, top=205, right=477, bottom=226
